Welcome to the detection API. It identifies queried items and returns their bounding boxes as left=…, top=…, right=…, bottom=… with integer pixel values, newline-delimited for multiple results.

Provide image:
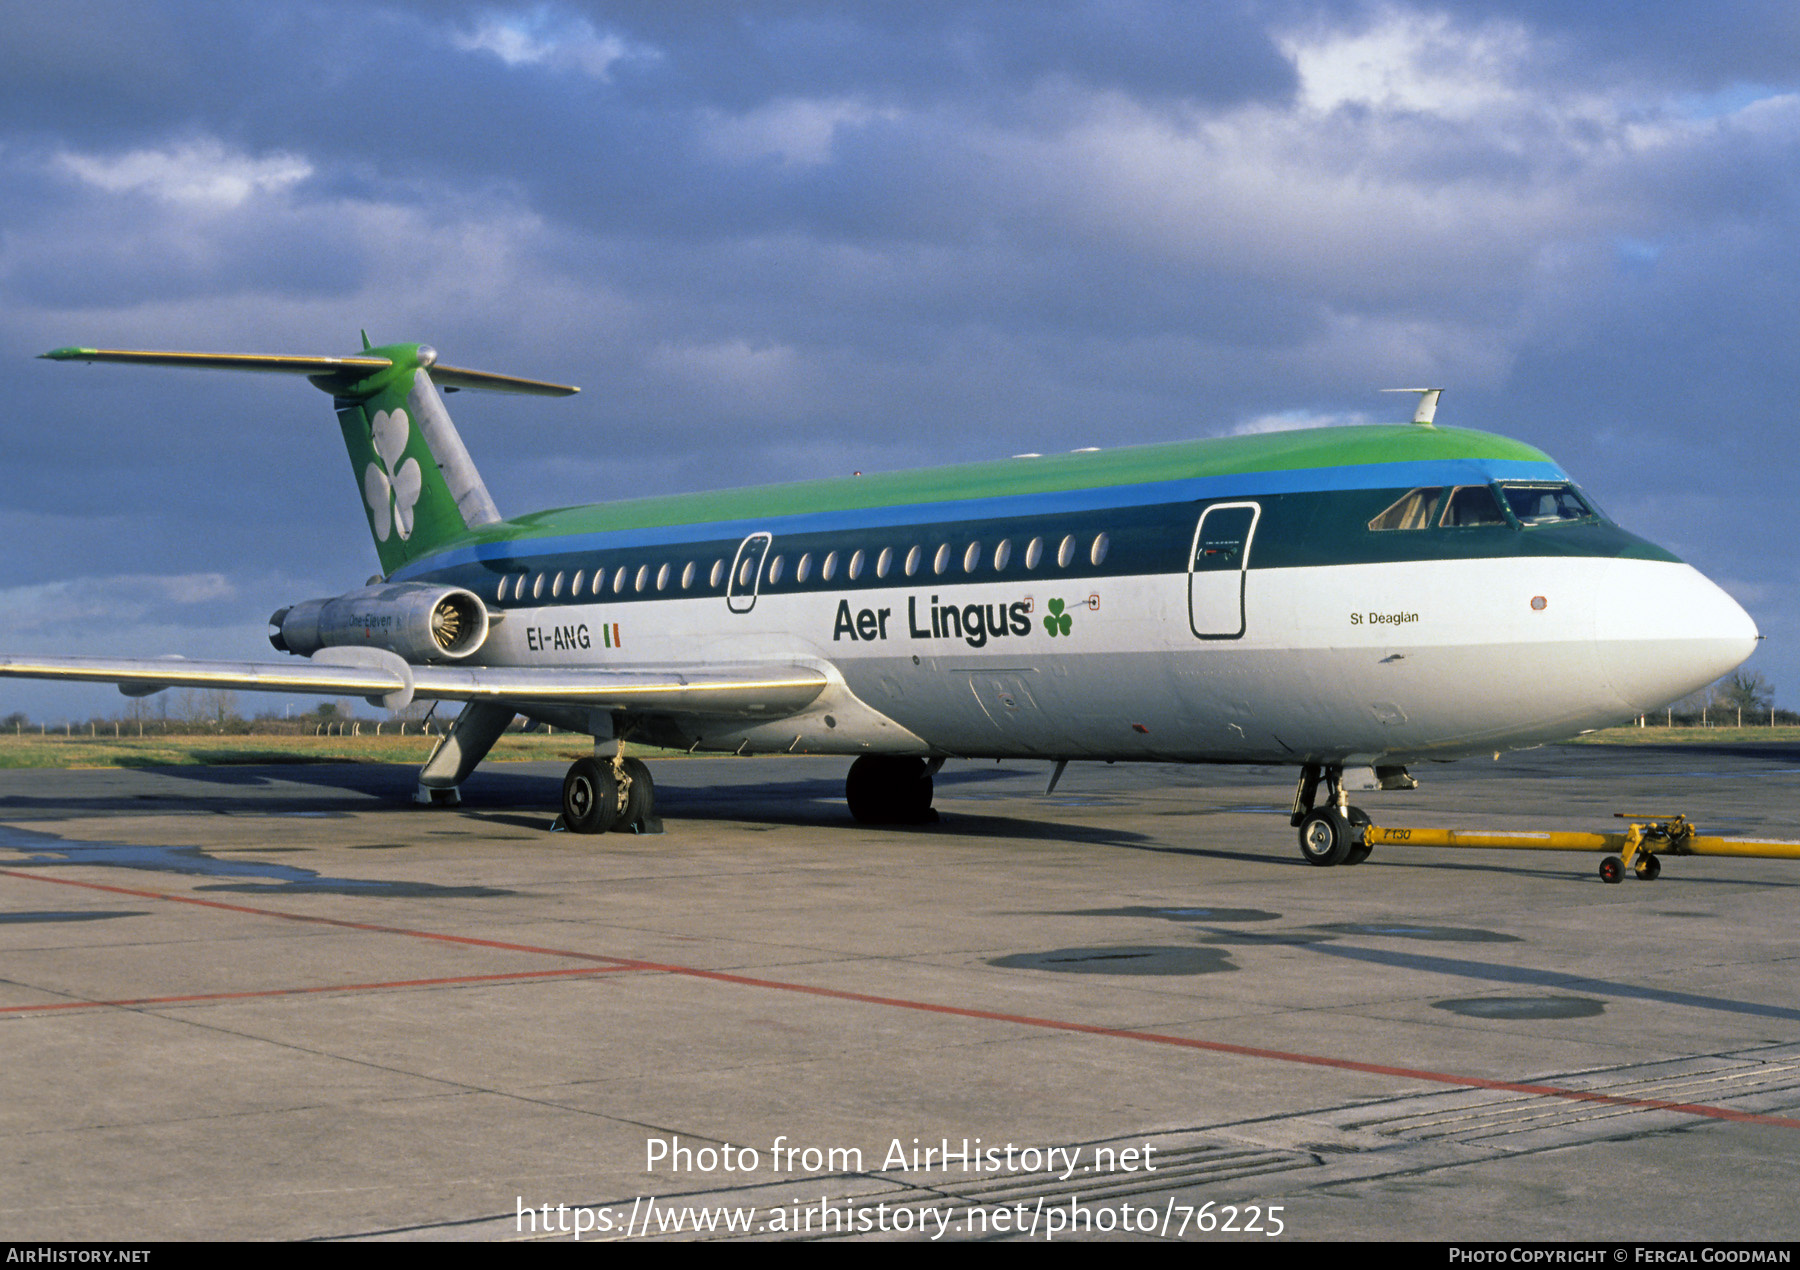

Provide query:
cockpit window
left=1368, top=487, right=1443, bottom=531
left=1439, top=485, right=1508, bottom=527
left=1498, top=482, right=1595, bottom=525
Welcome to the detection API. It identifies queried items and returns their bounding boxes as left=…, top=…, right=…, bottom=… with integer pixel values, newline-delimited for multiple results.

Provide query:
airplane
left=0, top=340, right=1759, bottom=866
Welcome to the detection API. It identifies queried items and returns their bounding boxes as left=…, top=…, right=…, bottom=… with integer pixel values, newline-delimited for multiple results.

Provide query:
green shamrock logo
left=1043, top=597, right=1073, bottom=636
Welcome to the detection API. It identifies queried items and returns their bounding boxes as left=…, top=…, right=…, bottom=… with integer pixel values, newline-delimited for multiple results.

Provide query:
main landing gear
left=846, top=755, right=941, bottom=825
left=1291, top=763, right=1372, bottom=867
left=560, top=755, right=659, bottom=834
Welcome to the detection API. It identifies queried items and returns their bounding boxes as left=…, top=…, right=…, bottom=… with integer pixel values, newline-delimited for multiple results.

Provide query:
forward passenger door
left=1188, top=502, right=1260, bottom=639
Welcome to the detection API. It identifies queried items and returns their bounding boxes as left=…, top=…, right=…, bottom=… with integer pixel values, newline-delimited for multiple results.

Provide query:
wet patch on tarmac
left=1063, top=905, right=1281, bottom=923
left=1434, top=996, right=1606, bottom=1020
left=0, top=824, right=513, bottom=899
left=1310, top=943, right=1800, bottom=1022
left=0, top=910, right=149, bottom=924
left=1309, top=922, right=1519, bottom=943
left=990, top=945, right=1236, bottom=975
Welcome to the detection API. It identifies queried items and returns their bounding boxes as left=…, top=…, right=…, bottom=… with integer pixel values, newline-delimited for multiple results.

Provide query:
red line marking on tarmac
left=0, top=966, right=629, bottom=1014
left=9, top=866, right=1800, bottom=1132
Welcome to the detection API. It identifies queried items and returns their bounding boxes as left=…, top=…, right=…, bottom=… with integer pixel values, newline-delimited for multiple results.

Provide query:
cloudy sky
left=1, top=0, right=1795, bottom=722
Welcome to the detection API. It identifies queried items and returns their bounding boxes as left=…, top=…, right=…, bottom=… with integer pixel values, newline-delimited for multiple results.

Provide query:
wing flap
left=0, top=655, right=826, bottom=718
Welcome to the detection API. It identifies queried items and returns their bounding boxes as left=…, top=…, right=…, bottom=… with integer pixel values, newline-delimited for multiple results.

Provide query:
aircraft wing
left=0, top=654, right=827, bottom=717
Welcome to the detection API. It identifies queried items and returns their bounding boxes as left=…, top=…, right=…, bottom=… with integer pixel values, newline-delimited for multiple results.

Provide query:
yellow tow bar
left=1362, top=814, right=1800, bottom=883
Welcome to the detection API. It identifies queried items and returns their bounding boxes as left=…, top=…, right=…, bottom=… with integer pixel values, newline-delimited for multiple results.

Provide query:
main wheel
left=613, top=757, right=655, bottom=833
left=1342, top=806, right=1374, bottom=864
left=562, top=757, right=621, bottom=834
left=1298, top=808, right=1355, bottom=866
left=846, top=756, right=935, bottom=824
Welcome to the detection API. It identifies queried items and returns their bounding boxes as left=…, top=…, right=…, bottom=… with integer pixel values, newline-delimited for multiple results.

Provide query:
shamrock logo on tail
left=1043, top=597, right=1073, bottom=636
left=363, top=408, right=423, bottom=541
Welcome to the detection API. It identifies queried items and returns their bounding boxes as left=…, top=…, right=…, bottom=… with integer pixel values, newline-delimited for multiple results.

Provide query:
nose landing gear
left=1291, top=764, right=1372, bottom=866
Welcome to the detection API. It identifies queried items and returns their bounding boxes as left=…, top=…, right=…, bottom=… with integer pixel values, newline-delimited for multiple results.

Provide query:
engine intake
left=270, top=583, right=490, bottom=662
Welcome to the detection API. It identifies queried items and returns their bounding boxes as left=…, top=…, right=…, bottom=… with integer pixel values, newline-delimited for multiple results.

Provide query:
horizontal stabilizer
left=39, top=347, right=579, bottom=397
left=0, top=654, right=824, bottom=717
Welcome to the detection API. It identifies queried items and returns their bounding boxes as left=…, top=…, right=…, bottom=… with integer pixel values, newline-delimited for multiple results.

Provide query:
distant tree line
left=1657, top=671, right=1794, bottom=726
left=0, top=694, right=560, bottom=736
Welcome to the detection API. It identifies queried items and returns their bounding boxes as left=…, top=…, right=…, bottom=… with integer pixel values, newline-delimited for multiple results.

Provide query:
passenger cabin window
left=1500, top=483, right=1595, bottom=525
left=796, top=553, right=812, bottom=583
left=963, top=542, right=981, bottom=573
left=993, top=539, right=1012, bottom=570
left=1057, top=534, right=1077, bottom=567
left=1090, top=533, right=1109, bottom=566
left=768, top=555, right=784, bottom=585
left=876, top=547, right=892, bottom=579
left=1440, top=485, right=1508, bottom=528
left=905, top=546, right=921, bottom=576
left=681, top=562, right=696, bottom=589
left=710, top=560, right=726, bottom=588
left=1368, top=487, right=1443, bottom=531
left=822, top=551, right=839, bottom=581
left=1025, top=537, right=1043, bottom=569
left=848, top=549, right=865, bottom=580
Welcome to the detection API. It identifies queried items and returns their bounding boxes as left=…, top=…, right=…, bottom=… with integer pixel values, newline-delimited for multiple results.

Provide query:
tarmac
left=2, top=742, right=1799, bottom=1242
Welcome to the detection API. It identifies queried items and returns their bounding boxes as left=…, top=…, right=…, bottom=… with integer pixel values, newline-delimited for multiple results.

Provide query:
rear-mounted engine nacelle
left=270, top=583, right=490, bottom=662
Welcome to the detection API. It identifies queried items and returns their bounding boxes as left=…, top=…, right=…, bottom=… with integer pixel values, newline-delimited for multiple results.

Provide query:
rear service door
left=1188, top=502, right=1259, bottom=639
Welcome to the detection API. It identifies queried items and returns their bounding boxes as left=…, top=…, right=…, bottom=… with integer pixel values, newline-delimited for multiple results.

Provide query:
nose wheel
left=1291, top=764, right=1371, bottom=866
left=1297, top=805, right=1372, bottom=866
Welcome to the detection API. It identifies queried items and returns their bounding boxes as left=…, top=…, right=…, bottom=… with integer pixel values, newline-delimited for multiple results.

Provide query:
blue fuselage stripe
left=392, top=458, right=1568, bottom=581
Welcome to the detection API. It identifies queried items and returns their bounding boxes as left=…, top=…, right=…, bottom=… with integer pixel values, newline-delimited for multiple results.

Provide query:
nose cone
left=1592, top=562, right=1759, bottom=712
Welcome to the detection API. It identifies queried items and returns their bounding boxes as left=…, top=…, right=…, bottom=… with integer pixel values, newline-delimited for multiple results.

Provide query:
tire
left=562, top=757, right=621, bottom=834
left=846, top=756, right=934, bottom=824
left=1634, top=853, right=1661, bottom=881
left=1342, top=806, right=1374, bottom=865
left=1298, top=808, right=1354, bottom=866
left=1598, top=856, right=1624, bottom=884
left=613, top=757, right=654, bottom=832
left=846, top=755, right=891, bottom=823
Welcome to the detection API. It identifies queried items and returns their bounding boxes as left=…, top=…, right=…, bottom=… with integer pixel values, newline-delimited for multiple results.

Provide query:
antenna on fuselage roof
left=1381, top=387, right=1442, bottom=426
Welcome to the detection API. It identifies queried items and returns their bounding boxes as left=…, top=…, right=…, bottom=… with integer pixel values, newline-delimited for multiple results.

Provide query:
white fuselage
left=469, top=553, right=1757, bottom=765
